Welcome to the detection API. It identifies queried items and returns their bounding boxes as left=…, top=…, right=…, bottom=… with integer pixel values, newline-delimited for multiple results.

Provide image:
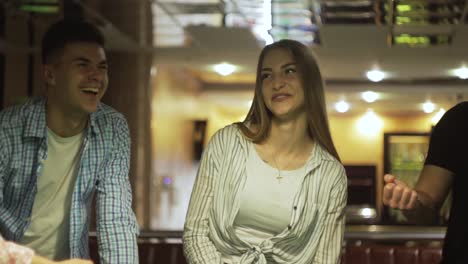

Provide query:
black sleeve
left=425, top=102, right=468, bottom=175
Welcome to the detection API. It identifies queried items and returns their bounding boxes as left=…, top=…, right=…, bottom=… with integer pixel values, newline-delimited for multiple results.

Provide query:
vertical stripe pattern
left=183, top=124, right=347, bottom=264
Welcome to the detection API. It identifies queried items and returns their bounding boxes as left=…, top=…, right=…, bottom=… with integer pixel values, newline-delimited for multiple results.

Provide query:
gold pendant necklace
left=271, top=154, right=285, bottom=184
left=276, top=171, right=284, bottom=183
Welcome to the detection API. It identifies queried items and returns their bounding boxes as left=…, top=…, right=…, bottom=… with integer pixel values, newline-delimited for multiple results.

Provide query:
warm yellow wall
left=329, top=112, right=435, bottom=215
left=150, top=66, right=454, bottom=225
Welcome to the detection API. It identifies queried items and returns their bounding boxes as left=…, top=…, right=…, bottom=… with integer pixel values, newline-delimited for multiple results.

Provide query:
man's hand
left=33, top=256, right=93, bottom=264
left=57, top=260, right=93, bottom=264
left=382, top=174, right=419, bottom=210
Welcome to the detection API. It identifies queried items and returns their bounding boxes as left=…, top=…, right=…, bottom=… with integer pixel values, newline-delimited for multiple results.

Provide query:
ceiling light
left=335, top=100, right=350, bottom=113
left=454, top=67, right=468, bottom=79
left=361, top=91, right=379, bottom=103
left=422, top=101, right=435, bottom=113
left=357, top=109, right=383, bottom=136
left=366, top=70, right=385, bottom=82
left=213, top=63, right=236, bottom=76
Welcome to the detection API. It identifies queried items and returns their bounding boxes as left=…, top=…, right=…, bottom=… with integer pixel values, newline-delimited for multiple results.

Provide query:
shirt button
left=288, top=225, right=292, bottom=230
left=293, top=206, right=297, bottom=210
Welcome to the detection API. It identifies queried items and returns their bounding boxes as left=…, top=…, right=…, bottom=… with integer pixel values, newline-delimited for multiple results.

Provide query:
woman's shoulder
left=212, top=123, right=242, bottom=139
left=207, top=123, right=244, bottom=147
left=314, top=144, right=346, bottom=178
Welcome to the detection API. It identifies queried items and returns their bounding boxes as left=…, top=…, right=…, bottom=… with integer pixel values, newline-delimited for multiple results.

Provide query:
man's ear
left=43, top=64, right=55, bottom=86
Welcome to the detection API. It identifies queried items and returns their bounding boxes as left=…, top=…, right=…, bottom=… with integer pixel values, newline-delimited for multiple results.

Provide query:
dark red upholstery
left=370, top=246, right=394, bottom=264
left=346, top=245, right=371, bottom=264
left=395, top=247, right=420, bottom=264
left=89, top=238, right=442, bottom=264
left=420, top=247, right=443, bottom=264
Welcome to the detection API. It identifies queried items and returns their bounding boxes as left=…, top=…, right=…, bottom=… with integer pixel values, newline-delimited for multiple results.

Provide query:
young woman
left=183, top=39, right=347, bottom=264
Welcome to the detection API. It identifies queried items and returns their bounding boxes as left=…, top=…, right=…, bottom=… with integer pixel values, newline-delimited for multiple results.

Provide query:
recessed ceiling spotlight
left=213, top=62, right=236, bottom=76
left=454, top=67, right=468, bottom=79
left=366, top=70, right=385, bottom=82
left=422, top=101, right=435, bottom=113
left=361, top=91, right=379, bottom=103
left=335, top=100, right=350, bottom=113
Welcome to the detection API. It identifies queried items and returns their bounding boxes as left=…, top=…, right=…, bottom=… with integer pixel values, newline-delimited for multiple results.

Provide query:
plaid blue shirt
left=0, top=97, right=139, bottom=263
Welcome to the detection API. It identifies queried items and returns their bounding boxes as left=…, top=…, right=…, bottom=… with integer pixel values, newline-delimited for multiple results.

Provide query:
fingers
left=398, top=188, right=412, bottom=209
left=382, top=176, right=418, bottom=210
left=390, top=186, right=403, bottom=208
left=382, top=182, right=395, bottom=205
left=406, top=190, right=419, bottom=210
left=383, top=174, right=395, bottom=184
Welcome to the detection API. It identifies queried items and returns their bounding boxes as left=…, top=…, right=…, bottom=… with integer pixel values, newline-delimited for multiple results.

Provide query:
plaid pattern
left=0, top=97, right=139, bottom=263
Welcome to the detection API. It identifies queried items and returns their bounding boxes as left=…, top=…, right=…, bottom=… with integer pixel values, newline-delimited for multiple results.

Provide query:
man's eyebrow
left=72, top=57, right=91, bottom=63
left=72, top=57, right=108, bottom=65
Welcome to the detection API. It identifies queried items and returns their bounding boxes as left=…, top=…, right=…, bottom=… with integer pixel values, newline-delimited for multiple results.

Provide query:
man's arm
left=95, top=117, right=139, bottom=263
left=383, top=165, right=453, bottom=224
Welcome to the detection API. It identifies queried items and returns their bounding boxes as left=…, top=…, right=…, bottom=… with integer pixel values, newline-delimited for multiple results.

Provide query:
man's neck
left=46, top=104, right=88, bottom=137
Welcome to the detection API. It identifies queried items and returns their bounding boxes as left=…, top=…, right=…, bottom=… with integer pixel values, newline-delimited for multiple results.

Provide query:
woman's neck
left=268, top=114, right=313, bottom=154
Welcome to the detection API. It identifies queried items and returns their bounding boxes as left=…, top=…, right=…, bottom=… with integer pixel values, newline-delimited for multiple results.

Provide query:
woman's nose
left=272, top=75, right=285, bottom=90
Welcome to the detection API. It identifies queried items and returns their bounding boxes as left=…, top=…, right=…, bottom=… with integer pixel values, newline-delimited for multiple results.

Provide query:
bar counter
left=98, top=225, right=445, bottom=242
left=89, top=225, right=446, bottom=263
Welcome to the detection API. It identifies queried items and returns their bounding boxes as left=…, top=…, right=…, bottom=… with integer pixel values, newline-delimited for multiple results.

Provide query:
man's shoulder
left=93, top=103, right=127, bottom=124
left=446, top=101, right=468, bottom=117
left=0, top=99, right=39, bottom=129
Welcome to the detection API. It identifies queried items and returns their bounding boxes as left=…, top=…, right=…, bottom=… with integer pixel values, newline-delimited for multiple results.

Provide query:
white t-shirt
left=20, top=128, right=83, bottom=260
left=224, top=143, right=307, bottom=262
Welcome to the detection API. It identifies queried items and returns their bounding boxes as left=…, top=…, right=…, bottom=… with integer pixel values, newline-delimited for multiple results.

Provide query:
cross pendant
left=276, top=174, right=283, bottom=183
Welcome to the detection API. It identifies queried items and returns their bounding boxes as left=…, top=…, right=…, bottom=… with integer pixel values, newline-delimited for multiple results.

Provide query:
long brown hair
left=236, top=39, right=340, bottom=161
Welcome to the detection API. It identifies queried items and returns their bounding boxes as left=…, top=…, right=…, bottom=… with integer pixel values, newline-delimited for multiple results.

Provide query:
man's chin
left=83, top=103, right=99, bottom=114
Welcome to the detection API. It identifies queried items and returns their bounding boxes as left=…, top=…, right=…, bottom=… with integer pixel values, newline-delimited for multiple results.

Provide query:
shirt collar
left=24, top=97, right=48, bottom=138
left=88, top=106, right=101, bottom=136
left=23, top=97, right=102, bottom=138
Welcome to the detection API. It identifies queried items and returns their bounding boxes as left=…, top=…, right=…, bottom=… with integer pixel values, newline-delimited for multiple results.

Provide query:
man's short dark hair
left=41, top=19, right=105, bottom=63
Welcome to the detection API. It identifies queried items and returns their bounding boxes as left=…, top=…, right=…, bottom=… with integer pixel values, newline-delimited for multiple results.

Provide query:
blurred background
left=1, top=0, right=467, bottom=262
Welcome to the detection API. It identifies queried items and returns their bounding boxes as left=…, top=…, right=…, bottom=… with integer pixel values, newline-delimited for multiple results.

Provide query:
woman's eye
left=261, top=73, right=271, bottom=80
left=285, top=68, right=296, bottom=74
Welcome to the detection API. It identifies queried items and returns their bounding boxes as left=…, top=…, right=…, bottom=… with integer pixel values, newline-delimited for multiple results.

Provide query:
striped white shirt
left=183, top=124, right=347, bottom=264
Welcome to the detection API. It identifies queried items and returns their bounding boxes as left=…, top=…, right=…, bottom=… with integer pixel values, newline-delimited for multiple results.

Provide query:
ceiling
left=152, top=0, right=468, bottom=115
left=3, top=0, right=468, bottom=115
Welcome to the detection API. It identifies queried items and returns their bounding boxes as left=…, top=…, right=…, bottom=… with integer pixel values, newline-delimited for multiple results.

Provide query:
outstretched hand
left=382, top=174, right=419, bottom=210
